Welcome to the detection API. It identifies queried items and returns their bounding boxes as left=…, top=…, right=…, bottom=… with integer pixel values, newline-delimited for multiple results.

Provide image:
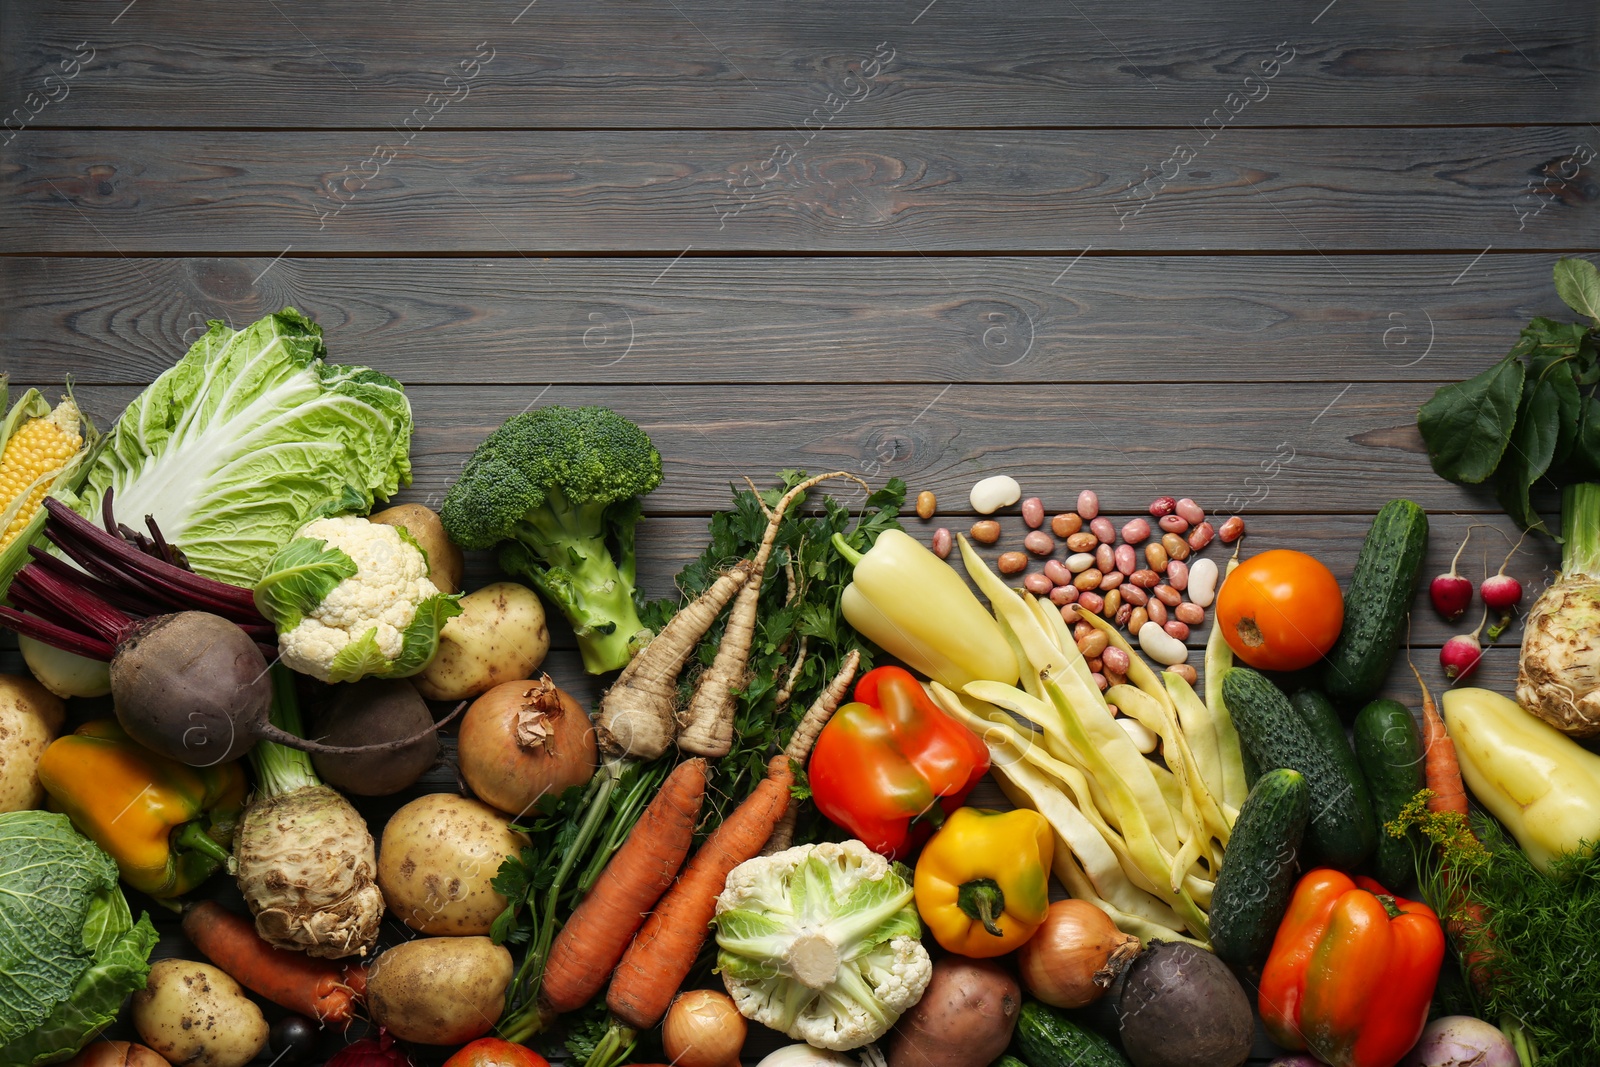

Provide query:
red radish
left=1482, top=532, right=1527, bottom=640
left=1441, top=610, right=1487, bottom=683
left=1430, top=527, right=1479, bottom=621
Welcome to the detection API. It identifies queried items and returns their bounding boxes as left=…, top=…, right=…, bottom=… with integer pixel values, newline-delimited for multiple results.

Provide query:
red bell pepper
left=808, top=665, right=990, bottom=859
left=1259, top=869, right=1445, bottom=1067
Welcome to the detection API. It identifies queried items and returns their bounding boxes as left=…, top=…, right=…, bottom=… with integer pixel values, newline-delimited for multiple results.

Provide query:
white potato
left=414, top=581, right=549, bottom=700
left=0, top=672, right=65, bottom=812
left=378, top=793, right=528, bottom=935
left=132, top=960, right=268, bottom=1067
left=367, top=936, right=513, bottom=1045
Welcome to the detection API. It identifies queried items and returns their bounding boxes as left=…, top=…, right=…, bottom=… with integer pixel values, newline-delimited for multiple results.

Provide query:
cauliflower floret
left=713, top=840, right=932, bottom=1051
left=258, top=515, right=460, bottom=683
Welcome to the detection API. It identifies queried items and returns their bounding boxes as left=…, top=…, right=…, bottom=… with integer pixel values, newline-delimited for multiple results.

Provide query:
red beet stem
left=0, top=606, right=115, bottom=660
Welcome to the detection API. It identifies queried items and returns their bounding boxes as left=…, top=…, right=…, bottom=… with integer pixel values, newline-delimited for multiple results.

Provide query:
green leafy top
left=1418, top=259, right=1600, bottom=535
left=0, top=811, right=158, bottom=1067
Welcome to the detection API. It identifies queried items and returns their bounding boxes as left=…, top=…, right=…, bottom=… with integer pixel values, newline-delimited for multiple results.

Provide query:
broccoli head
left=440, top=405, right=663, bottom=673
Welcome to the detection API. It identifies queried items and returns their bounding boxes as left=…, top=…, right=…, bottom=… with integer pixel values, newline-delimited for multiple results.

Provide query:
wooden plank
left=7, top=381, right=1551, bottom=515
left=6, top=128, right=1596, bottom=253
left=2, top=0, right=1592, bottom=127
left=0, top=254, right=1577, bottom=386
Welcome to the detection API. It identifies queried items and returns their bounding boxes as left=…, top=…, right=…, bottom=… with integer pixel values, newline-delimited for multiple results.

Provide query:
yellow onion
left=663, top=989, right=746, bottom=1067
left=1016, top=900, right=1140, bottom=1008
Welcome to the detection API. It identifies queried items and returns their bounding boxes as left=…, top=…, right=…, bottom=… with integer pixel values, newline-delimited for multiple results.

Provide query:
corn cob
left=0, top=377, right=90, bottom=556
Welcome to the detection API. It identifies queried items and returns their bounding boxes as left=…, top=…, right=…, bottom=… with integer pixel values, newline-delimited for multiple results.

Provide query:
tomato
left=441, top=1040, right=548, bottom=1067
left=1215, top=549, right=1344, bottom=671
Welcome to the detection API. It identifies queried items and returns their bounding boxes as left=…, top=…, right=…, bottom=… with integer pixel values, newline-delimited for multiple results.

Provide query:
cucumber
left=1209, top=768, right=1309, bottom=970
left=1221, top=667, right=1377, bottom=868
left=1323, top=499, right=1429, bottom=708
left=1353, top=698, right=1427, bottom=888
left=1013, top=1001, right=1130, bottom=1067
left=1290, top=688, right=1377, bottom=846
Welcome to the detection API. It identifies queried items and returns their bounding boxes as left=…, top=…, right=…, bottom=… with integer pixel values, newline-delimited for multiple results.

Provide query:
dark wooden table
left=3, top=2, right=1597, bottom=1064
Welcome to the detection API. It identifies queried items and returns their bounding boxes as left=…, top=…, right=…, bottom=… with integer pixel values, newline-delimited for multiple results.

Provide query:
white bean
left=1188, top=557, right=1219, bottom=608
left=1117, top=715, right=1159, bottom=754
left=969, top=475, right=1021, bottom=514
left=1138, top=621, right=1188, bottom=666
left=1066, top=552, right=1096, bottom=573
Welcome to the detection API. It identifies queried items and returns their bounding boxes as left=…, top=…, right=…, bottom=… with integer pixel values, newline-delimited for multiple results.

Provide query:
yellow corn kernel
left=0, top=399, right=83, bottom=549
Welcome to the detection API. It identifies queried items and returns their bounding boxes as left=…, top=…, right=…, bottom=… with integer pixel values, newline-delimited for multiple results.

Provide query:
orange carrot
left=181, top=900, right=365, bottom=1026
left=1411, top=662, right=1468, bottom=816
left=541, top=758, right=709, bottom=1014
left=607, top=754, right=793, bottom=1029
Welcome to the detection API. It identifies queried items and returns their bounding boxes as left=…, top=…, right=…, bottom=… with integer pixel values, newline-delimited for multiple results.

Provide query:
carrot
left=1411, top=661, right=1468, bottom=816
left=181, top=900, right=365, bottom=1026
left=677, top=471, right=867, bottom=757
left=541, top=757, right=708, bottom=1013
left=763, top=649, right=861, bottom=856
left=598, top=565, right=751, bottom=760
left=607, top=754, right=793, bottom=1029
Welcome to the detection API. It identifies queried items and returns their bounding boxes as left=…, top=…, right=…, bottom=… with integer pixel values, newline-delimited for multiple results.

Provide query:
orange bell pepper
left=1259, top=869, right=1444, bottom=1067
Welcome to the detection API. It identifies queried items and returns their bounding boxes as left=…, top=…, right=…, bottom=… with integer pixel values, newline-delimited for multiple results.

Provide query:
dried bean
left=1147, top=598, right=1168, bottom=626
left=1095, top=543, right=1115, bottom=572
left=1219, top=515, right=1246, bottom=543
left=1165, top=663, right=1198, bottom=685
left=1117, top=715, right=1157, bottom=753
left=1187, top=558, right=1218, bottom=607
left=1073, top=620, right=1096, bottom=641
left=1077, top=490, right=1099, bottom=520
left=1129, top=569, right=1161, bottom=589
left=1175, top=497, right=1205, bottom=525
left=1187, top=521, right=1215, bottom=552
left=1120, top=584, right=1148, bottom=607
left=971, top=475, right=1021, bottom=514
left=1103, top=588, right=1122, bottom=616
left=1102, top=646, right=1131, bottom=675
left=1091, top=671, right=1109, bottom=692
left=1114, top=544, right=1137, bottom=575
left=1098, top=570, right=1124, bottom=590
left=1043, top=559, right=1073, bottom=585
left=1067, top=552, right=1096, bottom=573
left=1114, top=602, right=1133, bottom=627
left=931, top=527, right=952, bottom=558
left=997, top=551, right=1028, bottom=575
left=1175, top=602, right=1205, bottom=626
left=1023, top=572, right=1053, bottom=595
left=1161, top=532, right=1191, bottom=561
left=1145, top=542, right=1169, bottom=570
left=1137, top=622, right=1187, bottom=666
left=1164, top=619, right=1191, bottom=641
left=1052, top=512, right=1083, bottom=538
left=1077, top=591, right=1105, bottom=614
left=915, top=490, right=936, bottom=520
left=1086, top=656, right=1104, bottom=674
left=1020, top=497, right=1044, bottom=529
left=1149, top=496, right=1177, bottom=517
left=1077, top=630, right=1109, bottom=658
left=1153, top=584, right=1183, bottom=608
left=1103, top=668, right=1128, bottom=688
left=1051, top=585, right=1079, bottom=606
left=1166, top=559, right=1189, bottom=591
left=1121, top=518, right=1151, bottom=544
left=970, top=520, right=1001, bottom=544
left=1066, top=531, right=1100, bottom=553
left=1024, top=530, right=1055, bottom=556
left=1089, top=516, right=1116, bottom=543
left=1128, top=606, right=1149, bottom=633
left=1158, top=514, right=1190, bottom=535
left=1073, top=569, right=1104, bottom=591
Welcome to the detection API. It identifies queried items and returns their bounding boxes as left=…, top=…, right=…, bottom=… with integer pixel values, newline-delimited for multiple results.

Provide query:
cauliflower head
left=713, top=840, right=931, bottom=1051
left=254, top=514, right=462, bottom=683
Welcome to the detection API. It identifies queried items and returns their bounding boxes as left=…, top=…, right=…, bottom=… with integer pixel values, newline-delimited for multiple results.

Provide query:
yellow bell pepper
left=833, top=529, right=1019, bottom=690
left=1442, top=687, right=1600, bottom=871
left=914, top=806, right=1054, bottom=957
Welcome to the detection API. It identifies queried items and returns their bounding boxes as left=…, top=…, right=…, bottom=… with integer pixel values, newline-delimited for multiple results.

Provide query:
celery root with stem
left=1517, top=482, right=1600, bottom=737
left=235, top=665, right=387, bottom=959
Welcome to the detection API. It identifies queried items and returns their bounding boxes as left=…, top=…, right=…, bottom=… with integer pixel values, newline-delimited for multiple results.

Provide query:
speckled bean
left=1175, top=602, right=1205, bottom=626
left=997, top=551, right=1028, bottom=575
left=1166, top=559, right=1189, bottom=591
left=1024, top=530, right=1055, bottom=556
left=1153, top=584, right=1182, bottom=608
left=1114, top=544, right=1137, bottom=575
left=1095, top=543, right=1115, bottom=572
left=1114, top=602, right=1133, bottom=627
left=1077, top=630, right=1109, bottom=658
left=1073, top=568, right=1103, bottom=591
left=1091, top=671, right=1108, bottom=692
left=1187, top=558, right=1218, bottom=607
left=1077, top=490, right=1099, bottom=520
left=1067, top=552, right=1095, bottom=573
left=1161, top=532, right=1191, bottom=561
left=1023, top=572, right=1053, bottom=595
left=1138, top=622, right=1188, bottom=666
left=1175, top=498, right=1205, bottom=525
left=1165, top=663, right=1198, bottom=685
left=932, top=527, right=952, bottom=558
left=1104, top=667, right=1128, bottom=687
left=1121, top=518, right=1151, bottom=544
left=1145, top=542, right=1169, bottom=571
left=1066, top=531, right=1100, bottom=553
left=1187, top=521, right=1215, bottom=552
left=970, top=520, right=1001, bottom=544
left=915, top=490, right=937, bottom=520
left=1052, top=512, right=1083, bottom=538
left=1089, top=516, right=1116, bottom=543
left=1130, top=569, right=1161, bottom=589
left=1164, top=619, right=1191, bottom=641
left=1158, top=514, right=1190, bottom=534
left=1102, top=646, right=1131, bottom=675
left=1073, top=620, right=1096, bottom=641
left=1098, top=570, right=1124, bottom=590
left=1219, top=515, right=1246, bottom=543
left=1128, top=606, right=1149, bottom=632
left=1043, top=559, right=1073, bottom=586
left=1146, top=598, right=1168, bottom=626
left=1085, top=656, right=1103, bottom=674
left=1119, top=584, right=1148, bottom=607
left=1051, top=584, right=1079, bottom=606
left=1021, top=497, right=1045, bottom=529
left=1149, top=496, right=1176, bottom=517
left=1077, top=590, right=1105, bottom=614
left=971, top=475, right=1022, bottom=514
left=1061, top=603, right=1082, bottom=624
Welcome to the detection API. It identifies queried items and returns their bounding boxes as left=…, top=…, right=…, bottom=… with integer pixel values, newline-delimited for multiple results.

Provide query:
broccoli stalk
left=441, top=406, right=663, bottom=674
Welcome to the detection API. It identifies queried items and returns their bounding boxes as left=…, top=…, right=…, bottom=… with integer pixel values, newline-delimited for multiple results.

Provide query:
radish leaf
left=1554, top=257, right=1600, bottom=324
left=1417, top=354, right=1524, bottom=484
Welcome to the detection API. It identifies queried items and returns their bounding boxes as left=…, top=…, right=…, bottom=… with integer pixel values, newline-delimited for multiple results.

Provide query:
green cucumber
left=1353, top=698, right=1427, bottom=888
left=1323, top=499, right=1429, bottom=707
left=1209, top=768, right=1310, bottom=970
left=1221, top=667, right=1377, bottom=868
left=1013, top=1001, right=1130, bottom=1067
left=1290, top=688, right=1377, bottom=847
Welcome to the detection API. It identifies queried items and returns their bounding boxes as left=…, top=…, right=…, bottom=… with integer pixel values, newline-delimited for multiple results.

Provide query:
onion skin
left=1399, top=1017, right=1519, bottom=1067
left=1017, top=899, right=1139, bottom=1009
left=458, top=677, right=598, bottom=817
left=663, top=989, right=746, bottom=1067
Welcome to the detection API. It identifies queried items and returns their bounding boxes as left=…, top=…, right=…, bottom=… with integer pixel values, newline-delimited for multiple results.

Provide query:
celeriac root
left=761, top=649, right=861, bottom=855
left=596, top=561, right=752, bottom=759
left=677, top=472, right=866, bottom=757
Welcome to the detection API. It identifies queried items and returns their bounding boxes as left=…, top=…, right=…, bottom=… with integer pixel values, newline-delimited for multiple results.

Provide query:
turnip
left=1430, top=527, right=1477, bottom=621
left=111, top=611, right=460, bottom=767
left=1399, top=1016, right=1519, bottom=1067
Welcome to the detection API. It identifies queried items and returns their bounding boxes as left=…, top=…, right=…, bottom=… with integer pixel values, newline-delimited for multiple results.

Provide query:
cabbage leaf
left=66, top=308, right=413, bottom=587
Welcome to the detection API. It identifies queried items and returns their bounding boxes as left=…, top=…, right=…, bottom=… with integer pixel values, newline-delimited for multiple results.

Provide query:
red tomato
left=442, top=1040, right=548, bottom=1067
left=1215, top=549, right=1344, bottom=671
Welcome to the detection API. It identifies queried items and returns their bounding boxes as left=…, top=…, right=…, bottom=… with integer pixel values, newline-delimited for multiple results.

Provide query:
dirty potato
left=367, top=936, right=513, bottom=1045
left=0, top=672, right=65, bottom=812
left=371, top=503, right=464, bottom=594
left=377, top=793, right=528, bottom=935
left=414, top=581, right=549, bottom=701
left=132, top=960, right=268, bottom=1067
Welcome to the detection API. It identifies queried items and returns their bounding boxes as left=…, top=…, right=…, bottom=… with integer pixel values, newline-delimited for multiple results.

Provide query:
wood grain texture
left=0, top=253, right=1576, bottom=385
left=2, top=0, right=1593, bottom=127
left=6, top=128, right=1596, bottom=253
